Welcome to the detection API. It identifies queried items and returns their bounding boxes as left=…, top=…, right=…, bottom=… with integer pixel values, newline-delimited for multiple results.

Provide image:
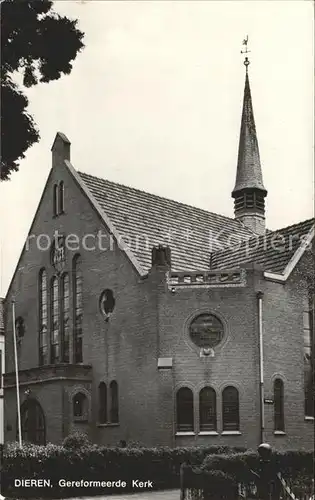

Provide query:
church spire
left=232, top=37, right=267, bottom=235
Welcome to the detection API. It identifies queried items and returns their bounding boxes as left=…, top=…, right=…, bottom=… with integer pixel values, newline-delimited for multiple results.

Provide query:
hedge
left=201, top=449, right=314, bottom=482
left=1, top=439, right=246, bottom=498
left=3, top=436, right=312, bottom=499
left=181, top=449, right=314, bottom=499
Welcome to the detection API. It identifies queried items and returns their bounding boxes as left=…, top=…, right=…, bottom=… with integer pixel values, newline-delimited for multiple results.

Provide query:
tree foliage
left=1, top=0, right=84, bottom=180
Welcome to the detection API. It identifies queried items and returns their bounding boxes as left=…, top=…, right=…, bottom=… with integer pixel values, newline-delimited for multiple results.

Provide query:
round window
left=189, top=314, right=224, bottom=348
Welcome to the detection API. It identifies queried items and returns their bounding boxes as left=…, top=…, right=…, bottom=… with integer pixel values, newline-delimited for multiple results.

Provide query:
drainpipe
left=257, top=291, right=265, bottom=445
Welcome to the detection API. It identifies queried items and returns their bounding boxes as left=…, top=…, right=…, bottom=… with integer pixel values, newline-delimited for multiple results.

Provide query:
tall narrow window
left=73, top=392, right=88, bottom=420
left=274, top=379, right=285, bottom=431
left=199, top=387, right=217, bottom=432
left=73, top=255, right=83, bottom=363
left=109, top=381, right=119, bottom=423
left=53, top=184, right=58, bottom=216
left=39, top=269, right=48, bottom=365
left=59, top=181, right=64, bottom=214
left=222, top=386, right=239, bottom=431
left=61, top=274, right=70, bottom=363
left=50, top=276, right=60, bottom=364
left=303, top=292, right=314, bottom=417
left=176, top=387, right=194, bottom=432
left=99, top=382, right=107, bottom=424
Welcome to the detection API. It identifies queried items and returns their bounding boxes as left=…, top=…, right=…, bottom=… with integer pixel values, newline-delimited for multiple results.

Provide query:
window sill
left=305, top=416, right=314, bottom=421
left=73, top=418, right=88, bottom=423
left=221, top=431, right=241, bottom=435
left=274, top=431, right=286, bottom=435
left=198, top=431, right=219, bottom=436
left=97, top=423, right=120, bottom=428
left=175, top=432, right=195, bottom=436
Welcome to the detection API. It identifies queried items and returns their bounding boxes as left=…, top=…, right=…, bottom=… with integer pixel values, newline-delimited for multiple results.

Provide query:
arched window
left=61, top=274, right=70, bottom=363
left=39, top=269, right=48, bottom=365
left=199, top=387, right=217, bottom=432
left=222, top=386, right=240, bottom=431
left=53, top=184, right=58, bottom=216
left=274, top=379, right=285, bottom=431
left=99, top=382, right=107, bottom=424
left=73, top=392, right=88, bottom=420
left=59, top=181, right=64, bottom=214
left=20, top=399, right=46, bottom=445
left=73, top=255, right=83, bottom=363
left=50, top=276, right=60, bottom=364
left=109, top=381, right=119, bottom=423
left=303, top=292, right=314, bottom=417
left=176, top=387, right=194, bottom=432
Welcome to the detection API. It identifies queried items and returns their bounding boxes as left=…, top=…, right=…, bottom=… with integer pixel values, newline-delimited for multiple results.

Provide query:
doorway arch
left=19, top=398, right=46, bottom=445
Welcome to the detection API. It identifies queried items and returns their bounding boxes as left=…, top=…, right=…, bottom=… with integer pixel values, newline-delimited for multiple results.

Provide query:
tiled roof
left=78, top=172, right=313, bottom=276
left=211, top=218, right=314, bottom=274
left=0, top=297, right=4, bottom=334
left=78, top=172, right=254, bottom=272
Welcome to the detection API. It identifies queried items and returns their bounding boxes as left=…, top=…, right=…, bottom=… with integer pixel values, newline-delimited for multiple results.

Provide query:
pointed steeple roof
left=232, top=69, right=267, bottom=195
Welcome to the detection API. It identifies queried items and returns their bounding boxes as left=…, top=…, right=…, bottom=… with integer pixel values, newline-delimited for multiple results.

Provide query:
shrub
left=202, top=449, right=314, bottom=478
left=202, top=451, right=259, bottom=484
left=200, top=449, right=314, bottom=487
left=62, top=431, right=91, bottom=449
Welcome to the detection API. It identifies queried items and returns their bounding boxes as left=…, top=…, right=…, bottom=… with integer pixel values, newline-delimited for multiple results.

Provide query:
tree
left=1, top=0, right=84, bottom=180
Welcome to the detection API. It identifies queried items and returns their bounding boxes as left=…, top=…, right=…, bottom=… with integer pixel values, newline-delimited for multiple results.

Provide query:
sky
left=0, top=0, right=314, bottom=297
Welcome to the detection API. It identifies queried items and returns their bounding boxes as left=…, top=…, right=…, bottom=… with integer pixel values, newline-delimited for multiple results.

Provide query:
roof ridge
left=78, top=170, right=253, bottom=230
left=271, top=217, right=315, bottom=234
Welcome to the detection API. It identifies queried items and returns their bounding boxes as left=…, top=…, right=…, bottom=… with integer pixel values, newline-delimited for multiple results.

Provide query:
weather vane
left=241, top=35, right=250, bottom=71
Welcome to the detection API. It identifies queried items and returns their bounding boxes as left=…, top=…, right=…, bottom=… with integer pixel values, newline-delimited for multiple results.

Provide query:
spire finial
left=241, top=35, right=250, bottom=73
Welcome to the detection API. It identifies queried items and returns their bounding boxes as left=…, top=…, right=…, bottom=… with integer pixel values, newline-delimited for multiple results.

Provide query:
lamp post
left=12, top=299, right=22, bottom=448
left=257, top=291, right=265, bottom=444
left=11, top=266, right=25, bottom=449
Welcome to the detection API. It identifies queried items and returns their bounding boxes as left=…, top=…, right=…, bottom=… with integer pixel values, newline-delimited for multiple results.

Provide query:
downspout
left=257, top=291, right=265, bottom=444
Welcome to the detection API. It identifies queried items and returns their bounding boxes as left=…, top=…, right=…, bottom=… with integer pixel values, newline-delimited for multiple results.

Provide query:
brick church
left=3, top=58, right=314, bottom=451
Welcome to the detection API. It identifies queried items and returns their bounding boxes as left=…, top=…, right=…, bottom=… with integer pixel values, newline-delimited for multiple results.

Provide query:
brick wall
left=262, top=252, right=314, bottom=450
left=155, top=266, right=262, bottom=449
